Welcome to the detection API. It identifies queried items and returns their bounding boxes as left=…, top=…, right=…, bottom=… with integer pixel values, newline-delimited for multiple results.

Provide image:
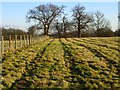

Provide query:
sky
left=118, top=1, right=120, bottom=29
left=1, top=1, right=119, bottom=31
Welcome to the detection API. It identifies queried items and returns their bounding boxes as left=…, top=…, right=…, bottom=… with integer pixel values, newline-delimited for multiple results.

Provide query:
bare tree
left=52, top=14, right=72, bottom=38
left=26, top=4, right=64, bottom=35
left=55, top=21, right=62, bottom=38
left=62, top=15, right=68, bottom=35
left=93, top=11, right=111, bottom=31
left=72, top=4, right=93, bottom=37
left=27, top=25, right=36, bottom=35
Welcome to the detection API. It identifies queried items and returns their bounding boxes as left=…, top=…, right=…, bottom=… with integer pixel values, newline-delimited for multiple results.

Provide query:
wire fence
left=0, top=35, right=49, bottom=55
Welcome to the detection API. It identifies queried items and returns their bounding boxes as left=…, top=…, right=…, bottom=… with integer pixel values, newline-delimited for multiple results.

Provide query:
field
left=1, top=37, right=120, bottom=89
left=0, top=35, right=48, bottom=54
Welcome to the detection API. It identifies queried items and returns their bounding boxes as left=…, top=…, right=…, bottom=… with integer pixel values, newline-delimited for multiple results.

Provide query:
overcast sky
left=1, top=1, right=119, bottom=31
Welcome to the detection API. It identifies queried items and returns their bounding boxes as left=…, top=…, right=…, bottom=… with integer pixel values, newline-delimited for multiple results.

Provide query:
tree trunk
left=44, top=27, right=47, bottom=35
left=63, top=24, right=66, bottom=35
left=46, top=25, right=49, bottom=35
left=78, top=22, right=81, bottom=38
left=44, top=25, right=49, bottom=35
left=58, top=29, right=61, bottom=38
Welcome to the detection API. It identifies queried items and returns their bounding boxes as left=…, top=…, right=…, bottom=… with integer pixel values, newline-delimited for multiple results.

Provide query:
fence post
left=24, top=35, right=26, bottom=46
left=27, top=35, right=29, bottom=45
left=1, top=36, right=4, bottom=54
left=15, top=35, right=17, bottom=49
left=20, top=35, right=22, bottom=47
left=35, top=36, right=36, bottom=43
left=9, top=35, right=11, bottom=50
left=37, top=36, right=38, bottom=43
left=33, top=36, right=35, bottom=44
left=34, top=36, right=36, bottom=43
left=31, top=35, right=33, bottom=44
left=31, top=35, right=32, bottom=44
left=32, top=35, right=34, bottom=44
left=33, top=36, right=35, bottom=43
left=30, top=35, right=31, bottom=44
left=29, top=35, right=31, bottom=45
left=32, top=35, right=33, bottom=44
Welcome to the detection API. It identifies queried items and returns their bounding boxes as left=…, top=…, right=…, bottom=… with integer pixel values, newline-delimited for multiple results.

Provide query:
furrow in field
left=73, top=38, right=120, bottom=62
left=97, top=37, right=120, bottom=43
left=60, top=38, right=84, bottom=88
left=64, top=38, right=120, bottom=89
left=2, top=39, right=52, bottom=88
left=10, top=39, right=68, bottom=88
left=74, top=38, right=120, bottom=52
left=66, top=38, right=119, bottom=77
left=30, top=39, right=68, bottom=88
left=9, top=39, right=54, bottom=89
left=68, top=38, right=119, bottom=65
left=2, top=37, right=120, bottom=89
left=60, top=38, right=112, bottom=89
left=82, top=37, right=120, bottom=46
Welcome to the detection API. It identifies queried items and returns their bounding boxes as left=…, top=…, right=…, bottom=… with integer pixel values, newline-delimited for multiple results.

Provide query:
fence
left=0, top=35, right=49, bottom=55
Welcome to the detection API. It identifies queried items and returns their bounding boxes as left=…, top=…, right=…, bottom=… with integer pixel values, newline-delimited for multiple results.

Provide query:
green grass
left=1, top=37, right=120, bottom=89
left=1, top=36, right=49, bottom=54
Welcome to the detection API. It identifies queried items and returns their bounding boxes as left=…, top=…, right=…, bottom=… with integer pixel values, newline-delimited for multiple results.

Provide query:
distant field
left=0, top=35, right=48, bottom=54
left=1, top=37, right=120, bottom=89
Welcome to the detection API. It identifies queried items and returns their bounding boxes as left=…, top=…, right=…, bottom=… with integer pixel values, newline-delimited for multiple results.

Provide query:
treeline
left=50, top=28, right=120, bottom=38
left=1, top=28, right=27, bottom=36
left=26, top=3, right=120, bottom=38
left=1, top=3, right=120, bottom=38
left=1, top=28, right=27, bottom=40
left=1, top=26, right=120, bottom=38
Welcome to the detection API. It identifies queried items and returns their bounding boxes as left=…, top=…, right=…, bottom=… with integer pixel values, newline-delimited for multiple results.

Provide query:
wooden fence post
left=34, top=36, right=36, bottom=43
left=33, top=36, right=35, bottom=44
left=15, top=35, right=17, bottom=49
left=9, top=35, right=11, bottom=50
left=29, top=35, right=31, bottom=45
left=20, top=35, right=22, bottom=47
left=24, top=35, right=26, bottom=46
left=27, top=35, right=29, bottom=45
left=32, top=35, right=34, bottom=44
left=35, top=36, right=36, bottom=43
left=32, top=35, right=33, bottom=44
left=30, top=35, right=31, bottom=44
left=37, top=36, right=38, bottom=42
left=33, top=36, right=35, bottom=43
left=1, top=36, right=4, bottom=54
left=31, top=35, right=32, bottom=44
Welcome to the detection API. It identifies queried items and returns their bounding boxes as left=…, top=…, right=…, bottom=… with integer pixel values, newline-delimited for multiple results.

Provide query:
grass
left=1, top=37, right=120, bottom=89
left=0, top=36, right=49, bottom=54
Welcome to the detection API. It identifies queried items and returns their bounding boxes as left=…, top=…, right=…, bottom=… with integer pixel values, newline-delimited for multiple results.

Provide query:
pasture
left=1, top=37, right=120, bottom=89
